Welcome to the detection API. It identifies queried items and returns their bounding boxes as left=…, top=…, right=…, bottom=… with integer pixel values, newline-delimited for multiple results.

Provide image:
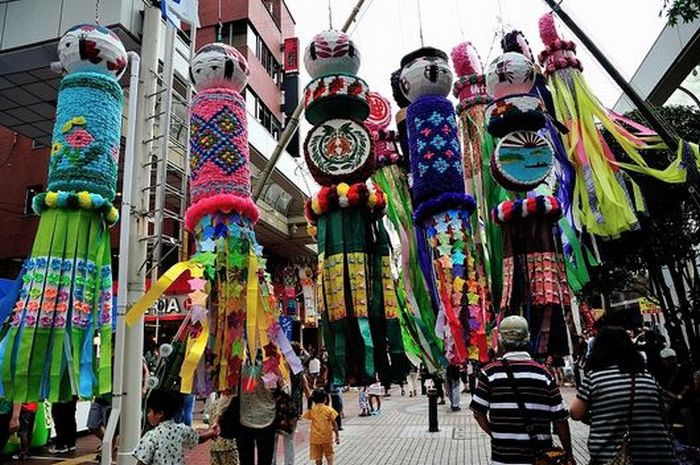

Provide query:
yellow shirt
left=302, top=404, right=338, bottom=444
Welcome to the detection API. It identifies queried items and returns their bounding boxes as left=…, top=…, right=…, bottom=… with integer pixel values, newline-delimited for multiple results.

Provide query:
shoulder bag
left=501, top=359, right=571, bottom=465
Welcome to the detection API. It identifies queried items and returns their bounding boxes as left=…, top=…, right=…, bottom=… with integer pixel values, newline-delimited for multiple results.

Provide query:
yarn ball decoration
left=485, top=52, right=536, bottom=100
left=303, top=30, right=361, bottom=79
left=373, top=130, right=402, bottom=167
left=390, top=69, right=411, bottom=109
left=501, top=30, right=536, bottom=62
left=186, top=88, right=259, bottom=232
left=364, top=92, right=392, bottom=132
left=58, top=24, right=127, bottom=79
left=303, top=74, right=370, bottom=125
left=190, top=42, right=249, bottom=93
left=537, top=14, right=582, bottom=75
left=304, top=181, right=386, bottom=225
left=303, top=118, right=375, bottom=186
left=484, top=94, right=546, bottom=138
left=399, top=47, right=453, bottom=102
left=492, top=195, right=561, bottom=224
left=47, top=72, right=123, bottom=204
left=407, top=94, right=465, bottom=206
left=490, top=131, right=554, bottom=192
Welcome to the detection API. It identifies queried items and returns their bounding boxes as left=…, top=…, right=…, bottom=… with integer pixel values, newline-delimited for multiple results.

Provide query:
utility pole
left=115, top=4, right=161, bottom=464
left=252, top=0, right=368, bottom=200
left=543, top=0, right=679, bottom=151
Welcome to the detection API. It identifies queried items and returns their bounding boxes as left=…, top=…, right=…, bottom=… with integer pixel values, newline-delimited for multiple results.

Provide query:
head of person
left=660, top=348, right=678, bottom=369
left=587, top=326, right=645, bottom=373
left=146, top=389, right=184, bottom=426
left=311, top=388, right=328, bottom=405
left=498, top=315, right=530, bottom=353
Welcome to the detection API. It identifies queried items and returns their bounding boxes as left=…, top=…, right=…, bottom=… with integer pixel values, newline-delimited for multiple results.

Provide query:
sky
left=285, top=0, right=668, bottom=111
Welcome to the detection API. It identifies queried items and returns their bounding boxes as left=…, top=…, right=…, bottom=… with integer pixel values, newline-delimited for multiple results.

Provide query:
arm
left=9, top=403, right=21, bottom=433
left=472, top=412, right=491, bottom=436
left=198, top=425, right=220, bottom=444
left=333, top=417, right=340, bottom=444
left=569, top=397, right=588, bottom=422
left=553, top=419, right=574, bottom=463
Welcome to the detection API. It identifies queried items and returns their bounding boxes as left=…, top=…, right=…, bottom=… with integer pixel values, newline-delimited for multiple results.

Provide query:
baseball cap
left=499, top=315, right=530, bottom=343
left=660, top=348, right=676, bottom=359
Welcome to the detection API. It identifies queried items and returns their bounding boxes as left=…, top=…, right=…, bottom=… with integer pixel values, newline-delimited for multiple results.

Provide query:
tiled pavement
left=9, top=386, right=590, bottom=465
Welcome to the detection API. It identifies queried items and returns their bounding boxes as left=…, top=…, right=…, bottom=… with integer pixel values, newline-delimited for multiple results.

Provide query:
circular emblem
left=365, top=92, right=392, bottom=132
left=484, top=94, right=545, bottom=138
left=490, top=131, right=553, bottom=191
left=304, top=119, right=374, bottom=185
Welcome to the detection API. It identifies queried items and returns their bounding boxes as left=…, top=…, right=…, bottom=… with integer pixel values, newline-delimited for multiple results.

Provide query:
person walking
left=569, top=326, right=676, bottom=464
left=470, top=315, right=574, bottom=464
left=11, top=402, right=38, bottom=461
left=445, top=363, right=462, bottom=411
left=406, top=364, right=419, bottom=397
left=302, top=389, right=339, bottom=465
left=49, top=397, right=77, bottom=454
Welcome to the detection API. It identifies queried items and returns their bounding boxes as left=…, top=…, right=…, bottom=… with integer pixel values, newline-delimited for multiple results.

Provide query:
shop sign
left=639, top=297, right=661, bottom=315
left=146, top=294, right=190, bottom=319
left=284, top=37, right=299, bottom=73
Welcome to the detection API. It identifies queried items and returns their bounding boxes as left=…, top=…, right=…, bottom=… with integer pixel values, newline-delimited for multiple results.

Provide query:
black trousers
left=51, top=397, right=77, bottom=448
left=236, top=424, right=276, bottom=465
left=0, top=412, right=11, bottom=453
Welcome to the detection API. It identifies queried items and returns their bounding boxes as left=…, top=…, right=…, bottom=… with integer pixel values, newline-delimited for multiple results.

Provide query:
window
left=24, top=185, right=43, bottom=216
left=219, top=21, right=247, bottom=48
left=31, top=140, right=45, bottom=150
left=250, top=25, right=283, bottom=87
left=244, top=89, right=282, bottom=140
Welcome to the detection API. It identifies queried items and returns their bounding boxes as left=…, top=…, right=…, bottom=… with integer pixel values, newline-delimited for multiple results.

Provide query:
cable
left=416, top=0, right=424, bottom=47
left=328, top=0, right=334, bottom=29
left=0, top=132, right=18, bottom=168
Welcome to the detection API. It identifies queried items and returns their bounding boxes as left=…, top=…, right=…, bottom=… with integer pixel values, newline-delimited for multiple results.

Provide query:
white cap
left=660, top=348, right=677, bottom=359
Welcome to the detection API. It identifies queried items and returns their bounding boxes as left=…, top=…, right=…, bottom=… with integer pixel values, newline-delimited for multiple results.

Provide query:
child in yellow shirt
left=302, top=389, right=339, bottom=465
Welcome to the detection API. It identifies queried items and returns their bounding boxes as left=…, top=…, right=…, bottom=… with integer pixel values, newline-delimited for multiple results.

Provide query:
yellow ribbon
left=179, top=316, right=210, bottom=394
left=246, top=250, right=260, bottom=358
left=125, top=261, right=201, bottom=326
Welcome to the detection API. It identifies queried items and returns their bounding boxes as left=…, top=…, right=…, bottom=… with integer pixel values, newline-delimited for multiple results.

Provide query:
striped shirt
left=469, top=352, right=568, bottom=465
left=577, top=367, right=676, bottom=464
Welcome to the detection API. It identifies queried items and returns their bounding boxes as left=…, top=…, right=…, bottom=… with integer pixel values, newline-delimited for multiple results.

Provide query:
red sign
left=284, top=37, right=299, bottom=73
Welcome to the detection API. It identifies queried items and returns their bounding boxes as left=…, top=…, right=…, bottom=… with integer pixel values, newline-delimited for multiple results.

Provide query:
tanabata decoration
left=485, top=52, right=554, bottom=192
left=0, top=24, right=126, bottom=401
left=298, top=264, right=318, bottom=327
left=127, top=43, right=301, bottom=394
left=304, top=31, right=408, bottom=385
left=400, top=47, right=480, bottom=365
left=369, top=92, right=444, bottom=371
left=450, top=42, right=503, bottom=362
left=492, top=196, right=571, bottom=356
left=537, top=13, right=657, bottom=238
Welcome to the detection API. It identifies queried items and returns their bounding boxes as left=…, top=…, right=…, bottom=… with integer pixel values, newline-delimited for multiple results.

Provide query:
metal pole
left=115, top=4, right=162, bottom=464
left=102, top=50, right=140, bottom=465
left=251, top=0, right=368, bottom=200
left=543, top=0, right=678, bottom=151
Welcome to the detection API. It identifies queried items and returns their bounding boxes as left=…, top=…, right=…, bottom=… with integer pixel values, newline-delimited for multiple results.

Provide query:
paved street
left=12, top=386, right=590, bottom=465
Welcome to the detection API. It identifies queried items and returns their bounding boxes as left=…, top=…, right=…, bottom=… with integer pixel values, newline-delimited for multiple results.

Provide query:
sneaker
left=48, top=445, right=70, bottom=454
left=451, top=406, right=462, bottom=412
left=11, top=452, right=27, bottom=460
left=69, top=446, right=76, bottom=452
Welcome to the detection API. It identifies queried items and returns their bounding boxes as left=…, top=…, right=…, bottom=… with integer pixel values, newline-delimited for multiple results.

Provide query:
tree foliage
left=662, top=0, right=700, bottom=25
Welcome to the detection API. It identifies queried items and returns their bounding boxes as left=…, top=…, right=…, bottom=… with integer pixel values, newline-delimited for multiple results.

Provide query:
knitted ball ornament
left=186, top=88, right=258, bottom=231
left=47, top=72, right=122, bottom=204
left=490, top=130, right=554, bottom=192
left=58, top=24, right=127, bottom=79
left=303, top=30, right=361, bottom=79
left=451, top=43, right=491, bottom=112
left=492, top=195, right=561, bottom=224
left=399, top=47, right=453, bottom=102
left=485, top=52, right=536, bottom=99
left=364, top=92, right=392, bottom=132
left=303, top=118, right=375, bottom=185
left=501, top=30, right=535, bottom=62
left=303, top=74, right=370, bottom=125
left=190, top=43, right=249, bottom=93
left=407, top=94, right=464, bottom=206
left=538, top=14, right=583, bottom=75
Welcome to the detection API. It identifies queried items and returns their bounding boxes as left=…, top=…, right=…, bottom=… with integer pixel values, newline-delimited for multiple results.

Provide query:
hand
left=211, top=424, right=220, bottom=437
left=335, top=436, right=340, bottom=445
left=9, top=416, right=19, bottom=433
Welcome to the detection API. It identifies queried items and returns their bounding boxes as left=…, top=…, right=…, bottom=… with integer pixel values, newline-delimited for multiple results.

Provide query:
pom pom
left=77, top=191, right=92, bottom=209
left=451, top=42, right=482, bottom=77
left=538, top=13, right=560, bottom=46
left=45, top=192, right=59, bottom=208
left=336, top=182, right=350, bottom=197
left=106, top=207, right=119, bottom=225
left=338, top=196, right=349, bottom=208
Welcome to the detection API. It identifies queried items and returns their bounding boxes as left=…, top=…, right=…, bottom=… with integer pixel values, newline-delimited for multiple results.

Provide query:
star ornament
left=189, top=289, right=209, bottom=306
left=188, top=277, right=207, bottom=292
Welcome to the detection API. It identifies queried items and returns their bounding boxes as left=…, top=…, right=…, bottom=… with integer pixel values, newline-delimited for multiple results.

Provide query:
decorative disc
left=303, top=74, right=370, bottom=126
left=490, top=131, right=553, bottom=192
left=364, top=92, right=392, bottom=132
left=304, top=118, right=374, bottom=185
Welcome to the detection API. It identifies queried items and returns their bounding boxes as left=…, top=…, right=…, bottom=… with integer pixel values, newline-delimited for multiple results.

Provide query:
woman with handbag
left=569, top=327, right=676, bottom=464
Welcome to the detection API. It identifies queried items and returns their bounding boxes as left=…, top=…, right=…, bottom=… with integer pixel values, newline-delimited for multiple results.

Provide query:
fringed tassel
left=1, top=209, right=112, bottom=401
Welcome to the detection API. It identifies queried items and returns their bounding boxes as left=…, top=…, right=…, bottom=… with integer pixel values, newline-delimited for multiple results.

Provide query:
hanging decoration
left=369, top=92, right=444, bottom=371
left=298, top=264, right=318, bottom=327
left=127, top=43, right=301, bottom=394
left=0, top=24, right=126, bottom=402
left=399, top=47, right=480, bottom=365
left=303, top=30, right=409, bottom=385
left=537, top=13, right=659, bottom=238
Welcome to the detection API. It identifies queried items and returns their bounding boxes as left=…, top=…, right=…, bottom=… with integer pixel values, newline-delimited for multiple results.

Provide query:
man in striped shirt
left=470, top=316, right=574, bottom=465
